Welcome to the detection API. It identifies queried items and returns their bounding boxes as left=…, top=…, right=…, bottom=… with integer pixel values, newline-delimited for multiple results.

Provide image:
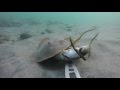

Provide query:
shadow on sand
left=37, top=58, right=65, bottom=70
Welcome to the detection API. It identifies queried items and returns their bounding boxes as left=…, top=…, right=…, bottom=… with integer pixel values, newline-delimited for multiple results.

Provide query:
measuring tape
left=65, top=61, right=81, bottom=78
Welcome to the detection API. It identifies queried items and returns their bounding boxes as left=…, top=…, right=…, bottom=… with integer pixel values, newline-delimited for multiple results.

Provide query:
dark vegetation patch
left=19, top=32, right=32, bottom=40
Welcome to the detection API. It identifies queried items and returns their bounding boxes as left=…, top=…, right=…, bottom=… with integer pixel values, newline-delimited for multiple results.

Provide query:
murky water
left=0, top=12, right=120, bottom=26
left=0, top=12, right=120, bottom=78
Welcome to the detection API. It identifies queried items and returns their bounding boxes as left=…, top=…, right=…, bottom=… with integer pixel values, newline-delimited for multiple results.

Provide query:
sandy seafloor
left=0, top=22, right=120, bottom=78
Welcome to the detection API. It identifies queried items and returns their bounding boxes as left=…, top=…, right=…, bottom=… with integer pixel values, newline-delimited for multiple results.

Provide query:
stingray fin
left=37, top=37, right=49, bottom=49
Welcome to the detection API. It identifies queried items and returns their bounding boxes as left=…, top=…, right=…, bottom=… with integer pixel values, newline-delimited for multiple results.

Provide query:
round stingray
left=36, top=38, right=70, bottom=62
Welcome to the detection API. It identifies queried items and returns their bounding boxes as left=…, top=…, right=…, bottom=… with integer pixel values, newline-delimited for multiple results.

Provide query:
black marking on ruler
left=65, top=62, right=81, bottom=78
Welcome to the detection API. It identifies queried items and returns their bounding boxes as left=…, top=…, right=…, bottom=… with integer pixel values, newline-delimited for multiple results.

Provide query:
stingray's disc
left=35, top=38, right=70, bottom=62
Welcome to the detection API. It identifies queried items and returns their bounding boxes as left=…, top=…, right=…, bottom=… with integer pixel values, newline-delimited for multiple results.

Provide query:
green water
left=0, top=12, right=120, bottom=25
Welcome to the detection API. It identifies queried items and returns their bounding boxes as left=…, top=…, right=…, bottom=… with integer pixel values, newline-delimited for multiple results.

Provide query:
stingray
left=35, top=26, right=99, bottom=62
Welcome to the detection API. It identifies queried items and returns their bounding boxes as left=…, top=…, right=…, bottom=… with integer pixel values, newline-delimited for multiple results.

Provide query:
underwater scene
left=0, top=12, right=120, bottom=78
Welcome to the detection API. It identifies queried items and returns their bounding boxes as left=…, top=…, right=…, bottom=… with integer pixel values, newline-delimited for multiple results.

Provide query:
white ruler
left=65, top=62, right=81, bottom=78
